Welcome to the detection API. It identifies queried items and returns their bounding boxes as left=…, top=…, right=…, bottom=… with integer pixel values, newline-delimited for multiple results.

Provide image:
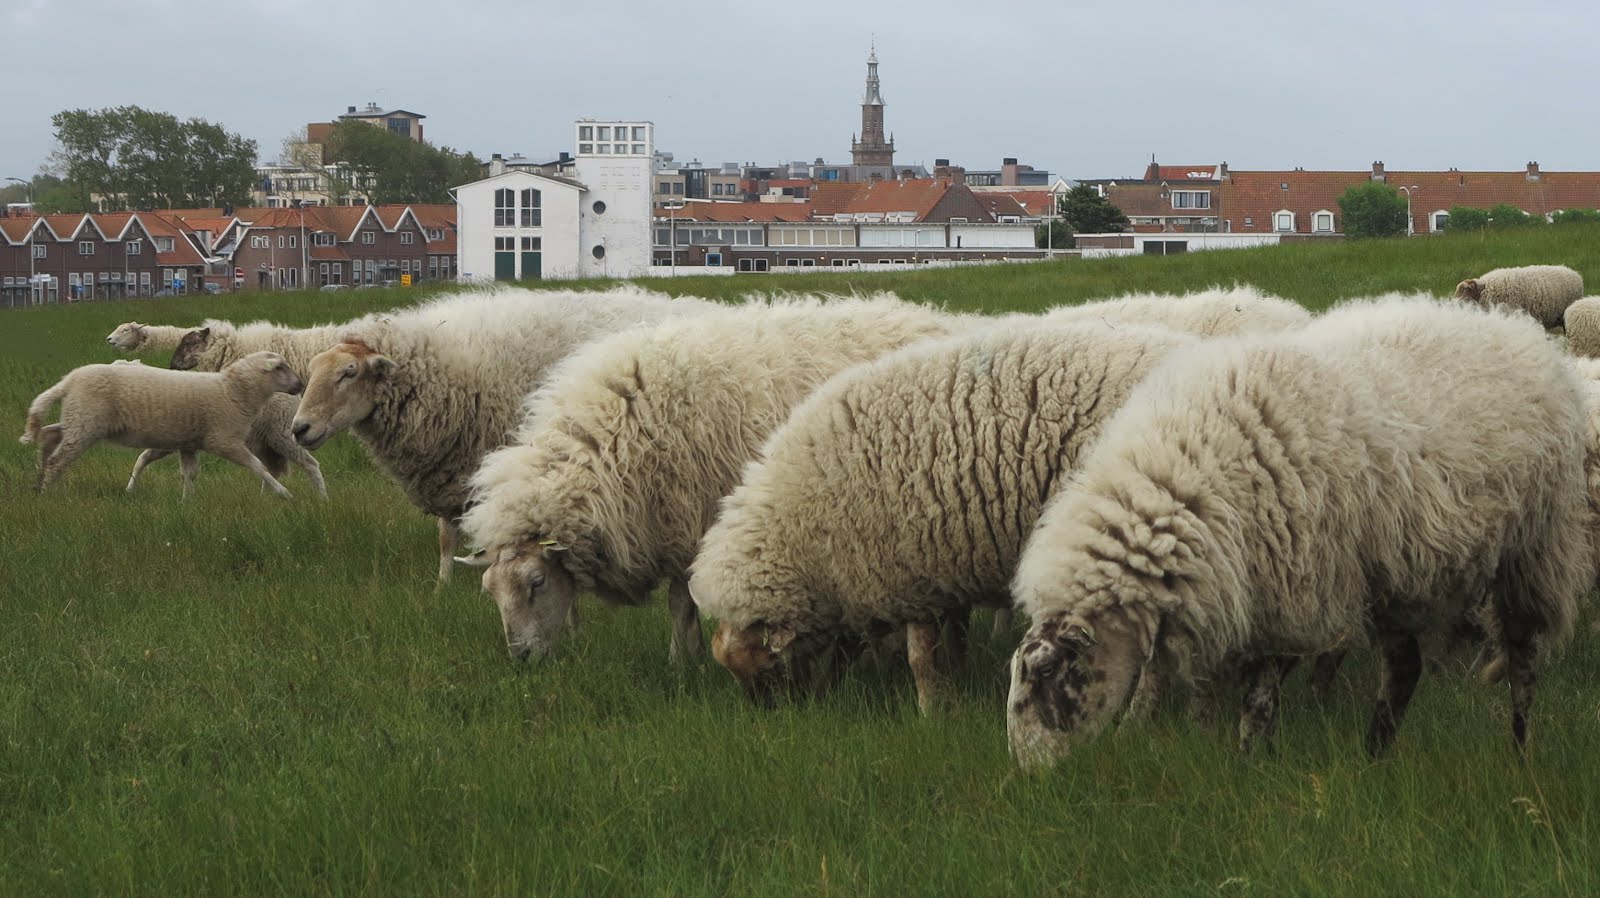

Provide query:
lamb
left=1003, top=295, right=1592, bottom=770
left=1454, top=264, right=1583, bottom=327
left=691, top=320, right=1197, bottom=712
left=1036, top=284, right=1311, bottom=336
left=1563, top=297, right=1600, bottom=358
left=458, top=295, right=963, bottom=663
left=106, top=322, right=191, bottom=354
left=291, top=285, right=716, bottom=583
left=21, top=351, right=306, bottom=498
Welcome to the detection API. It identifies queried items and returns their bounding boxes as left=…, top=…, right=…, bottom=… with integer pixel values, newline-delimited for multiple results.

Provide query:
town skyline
left=5, top=0, right=1600, bottom=186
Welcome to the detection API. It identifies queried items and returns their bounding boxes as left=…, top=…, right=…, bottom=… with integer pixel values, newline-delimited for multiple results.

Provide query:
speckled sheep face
left=481, top=540, right=578, bottom=662
left=168, top=327, right=211, bottom=370
left=1454, top=278, right=1485, bottom=302
left=710, top=621, right=793, bottom=706
left=107, top=322, right=145, bottom=351
left=292, top=343, right=395, bottom=450
left=1006, top=613, right=1145, bottom=770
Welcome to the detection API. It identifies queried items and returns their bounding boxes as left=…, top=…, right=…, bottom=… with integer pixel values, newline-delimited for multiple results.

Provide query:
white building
left=454, top=120, right=654, bottom=281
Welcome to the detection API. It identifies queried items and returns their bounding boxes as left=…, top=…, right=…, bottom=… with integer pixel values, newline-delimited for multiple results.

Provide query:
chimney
left=1219, top=161, right=1229, bottom=179
left=347, top=106, right=357, bottom=114
left=1371, top=160, right=1386, bottom=182
left=1527, top=161, right=1541, bottom=181
left=559, top=151, right=572, bottom=164
left=1002, top=157, right=1018, bottom=166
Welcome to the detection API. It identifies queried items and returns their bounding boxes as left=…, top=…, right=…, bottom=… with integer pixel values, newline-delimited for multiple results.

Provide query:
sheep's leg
left=990, top=607, right=1015, bottom=645
left=436, top=517, right=460, bottom=586
left=125, top=449, right=174, bottom=492
left=1363, top=634, right=1422, bottom=757
left=291, top=448, right=327, bottom=499
left=1310, top=651, right=1346, bottom=706
left=907, top=620, right=939, bottom=716
left=1502, top=617, right=1538, bottom=754
left=211, top=444, right=292, bottom=499
left=666, top=578, right=702, bottom=663
left=178, top=451, right=200, bottom=499
left=1237, top=656, right=1293, bottom=754
left=942, top=604, right=971, bottom=665
left=36, top=433, right=93, bottom=492
left=36, top=424, right=65, bottom=468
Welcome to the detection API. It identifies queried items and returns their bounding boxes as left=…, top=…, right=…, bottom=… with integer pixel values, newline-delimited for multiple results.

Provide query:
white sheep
left=21, top=351, right=306, bottom=498
left=691, top=320, right=1197, bottom=712
left=106, top=322, right=192, bottom=354
left=1454, top=264, right=1583, bottom=327
left=458, top=295, right=964, bottom=663
left=290, top=285, right=715, bottom=584
left=1004, top=295, right=1592, bottom=769
left=1563, top=297, right=1600, bottom=358
left=1035, top=284, right=1311, bottom=336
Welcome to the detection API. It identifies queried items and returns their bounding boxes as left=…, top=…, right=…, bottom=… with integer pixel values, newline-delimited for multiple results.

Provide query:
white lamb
left=1004, top=296, right=1592, bottom=769
left=21, top=351, right=306, bottom=498
left=691, top=320, right=1197, bottom=712
left=1454, top=264, right=1583, bottom=327
left=458, top=295, right=964, bottom=663
left=106, top=322, right=192, bottom=354
left=1562, top=297, right=1600, bottom=359
left=1035, top=284, right=1311, bottom=336
left=290, top=285, right=716, bottom=583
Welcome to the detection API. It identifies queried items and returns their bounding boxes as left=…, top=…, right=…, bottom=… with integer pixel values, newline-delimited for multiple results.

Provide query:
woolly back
left=1037, top=285, right=1310, bottom=337
left=691, top=319, right=1197, bottom=632
left=462, top=294, right=960, bottom=594
left=1015, top=295, right=1589, bottom=665
left=194, top=318, right=349, bottom=374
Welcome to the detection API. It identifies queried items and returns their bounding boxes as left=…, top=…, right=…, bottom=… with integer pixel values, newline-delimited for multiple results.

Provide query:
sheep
left=690, top=320, right=1197, bottom=713
left=106, top=322, right=192, bottom=354
left=1003, top=295, right=1592, bottom=770
left=1563, top=297, right=1600, bottom=358
left=290, top=285, right=716, bottom=585
left=1454, top=264, right=1583, bottom=327
left=1035, top=284, right=1311, bottom=336
left=458, top=295, right=964, bottom=664
left=21, top=351, right=306, bottom=498
left=168, top=319, right=349, bottom=375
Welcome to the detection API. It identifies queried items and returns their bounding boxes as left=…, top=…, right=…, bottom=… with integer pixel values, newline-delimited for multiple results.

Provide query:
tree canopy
left=1336, top=182, right=1409, bottom=239
left=321, top=120, right=481, bottom=205
left=1038, top=184, right=1129, bottom=248
left=49, top=106, right=257, bottom=211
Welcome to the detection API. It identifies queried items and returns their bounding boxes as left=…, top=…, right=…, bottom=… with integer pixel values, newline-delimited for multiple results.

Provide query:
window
left=1273, top=210, right=1295, bottom=232
left=633, top=127, right=646, bottom=141
left=712, top=184, right=723, bottom=196
left=494, top=188, right=514, bottom=227
left=401, top=259, right=411, bottom=274
left=400, top=231, right=414, bottom=244
left=592, top=200, right=606, bottom=215
left=831, top=259, right=847, bottom=267
left=1244, top=217, right=1253, bottom=227
left=155, top=237, right=174, bottom=252
left=592, top=245, right=606, bottom=259
left=658, top=183, right=672, bottom=194
left=785, top=259, right=801, bottom=267
left=579, top=145, right=593, bottom=155
left=597, top=126, right=610, bottom=140
left=126, top=240, right=142, bottom=255
left=632, top=145, right=645, bottom=155
left=520, top=188, right=542, bottom=227
left=579, top=125, right=593, bottom=141
left=278, top=236, right=286, bottom=248
left=673, top=183, right=684, bottom=195
left=288, top=236, right=297, bottom=248
left=1171, top=190, right=1211, bottom=210
left=521, top=236, right=540, bottom=250
left=33, top=245, right=45, bottom=259
left=79, top=241, right=95, bottom=255
left=705, top=252, right=722, bottom=267
left=1312, top=211, right=1334, bottom=233
left=1430, top=211, right=1450, bottom=233
left=362, top=231, right=376, bottom=245
left=427, top=229, right=444, bottom=241
left=315, top=232, right=335, bottom=247
left=597, top=145, right=611, bottom=154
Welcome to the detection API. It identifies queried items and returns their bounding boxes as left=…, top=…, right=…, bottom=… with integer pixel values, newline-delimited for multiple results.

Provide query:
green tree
left=1442, top=206, right=1490, bottom=232
left=1336, top=182, right=1408, bottom=238
left=1552, top=208, right=1600, bottom=225
left=1486, top=203, right=1538, bottom=228
left=49, top=106, right=257, bottom=210
left=1040, top=185, right=1129, bottom=249
left=325, top=120, right=480, bottom=205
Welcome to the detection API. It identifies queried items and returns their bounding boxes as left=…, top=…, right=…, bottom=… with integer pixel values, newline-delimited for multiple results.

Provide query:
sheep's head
left=1454, top=278, right=1485, bottom=302
left=1006, top=611, right=1146, bottom=770
left=235, top=351, right=303, bottom=396
left=107, top=322, right=146, bottom=351
left=710, top=620, right=797, bottom=706
left=461, top=538, right=578, bottom=663
left=292, top=342, right=395, bottom=449
left=169, top=327, right=211, bottom=370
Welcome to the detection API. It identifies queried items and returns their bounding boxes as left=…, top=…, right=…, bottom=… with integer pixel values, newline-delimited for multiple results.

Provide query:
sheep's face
left=258, top=353, right=305, bottom=396
left=480, top=539, right=578, bottom=662
left=292, top=343, right=395, bottom=449
left=168, top=327, right=211, bottom=370
left=710, top=621, right=795, bottom=706
left=1454, top=278, right=1485, bottom=302
left=107, top=322, right=146, bottom=351
left=1006, top=612, right=1145, bottom=770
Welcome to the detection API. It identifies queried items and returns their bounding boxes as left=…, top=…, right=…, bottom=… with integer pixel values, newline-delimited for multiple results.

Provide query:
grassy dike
left=2, top=230, right=1597, bottom=896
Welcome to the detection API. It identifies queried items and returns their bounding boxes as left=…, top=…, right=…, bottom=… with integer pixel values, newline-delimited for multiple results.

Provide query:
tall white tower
left=572, top=120, right=654, bottom=278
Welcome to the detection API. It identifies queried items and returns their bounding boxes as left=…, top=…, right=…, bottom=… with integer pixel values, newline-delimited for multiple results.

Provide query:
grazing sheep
left=291, top=285, right=715, bottom=584
left=106, top=322, right=191, bottom=354
left=1037, top=285, right=1311, bottom=336
left=1454, top=264, right=1583, bottom=327
left=459, top=295, right=963, bottom=663
left=21, top=351, right=306, bottom=498
left=691, top=320, right=1197, bottom=712
left=168, top=319, right=348, bottom=375
left=1004, top=296, right=1592, bottom=770
left=1563, top=297, right=1600, bottom=358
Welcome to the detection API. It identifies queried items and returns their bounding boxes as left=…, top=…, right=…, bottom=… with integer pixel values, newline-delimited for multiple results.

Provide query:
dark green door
left=521, top=251, right=541, bottom=280
left=494, top=251, right=516, bottom=281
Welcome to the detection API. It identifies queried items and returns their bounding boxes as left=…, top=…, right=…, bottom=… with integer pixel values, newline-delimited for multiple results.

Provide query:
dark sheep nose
left=292, top=422, right=310, bottom=439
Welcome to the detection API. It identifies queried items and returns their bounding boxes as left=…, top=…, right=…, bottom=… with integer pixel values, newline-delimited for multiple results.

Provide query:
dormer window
left=1273, top=210, right=1295, bottom=232
left=1312, top=210, right=1334, bottom=233
left=1171, top=190, right=1211, bottom=210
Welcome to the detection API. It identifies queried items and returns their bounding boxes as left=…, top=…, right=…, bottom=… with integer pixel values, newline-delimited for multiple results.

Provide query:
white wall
left=948, top=223, right=1037, bottom=249
left=573, top=121, right=654, bottom=279
left=1077, top=232, right=1281, bottom=259
left=454, top=171, right=583, bottom=281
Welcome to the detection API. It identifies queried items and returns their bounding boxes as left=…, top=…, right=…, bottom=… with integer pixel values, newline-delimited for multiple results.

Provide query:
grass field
left=3, top=230, right=1598, bottom=896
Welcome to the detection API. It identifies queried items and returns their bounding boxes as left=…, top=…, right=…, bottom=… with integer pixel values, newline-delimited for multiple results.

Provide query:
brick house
left=229, top=204, right=439, bottom=290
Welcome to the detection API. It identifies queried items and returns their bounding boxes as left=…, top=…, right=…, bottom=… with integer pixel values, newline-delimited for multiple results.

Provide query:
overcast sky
left=4, top=0, right=1596, bottom=185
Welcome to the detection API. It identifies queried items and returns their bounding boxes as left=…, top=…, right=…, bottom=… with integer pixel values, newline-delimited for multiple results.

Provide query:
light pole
left=1396, top=185, right=1418, bottom=236
left=8, top=178, right=35, bottom=306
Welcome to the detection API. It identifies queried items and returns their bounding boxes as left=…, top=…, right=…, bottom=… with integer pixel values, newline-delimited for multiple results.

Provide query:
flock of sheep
left=20, top=262, right=1600, bottom=770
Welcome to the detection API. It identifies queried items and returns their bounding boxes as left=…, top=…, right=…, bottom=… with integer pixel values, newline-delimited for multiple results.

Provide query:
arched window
left=1312, top=210, right=1334, bottom=233
left=1273, top=210, right=1295, bottom=232
left=494, top=188, right=514, bottom=227
left=520, top=188, right=542, bottom=227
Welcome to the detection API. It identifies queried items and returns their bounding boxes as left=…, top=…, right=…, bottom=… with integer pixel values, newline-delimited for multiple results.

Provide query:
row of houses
left=1, top=203, right=458, bottom=304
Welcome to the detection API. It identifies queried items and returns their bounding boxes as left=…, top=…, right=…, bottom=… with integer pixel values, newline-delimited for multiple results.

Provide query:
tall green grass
left=2, top=231, right=1597, bottom=896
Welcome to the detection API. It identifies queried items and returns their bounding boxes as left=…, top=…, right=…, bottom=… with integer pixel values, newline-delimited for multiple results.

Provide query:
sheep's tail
left=20, top=376, right=69, bottom=444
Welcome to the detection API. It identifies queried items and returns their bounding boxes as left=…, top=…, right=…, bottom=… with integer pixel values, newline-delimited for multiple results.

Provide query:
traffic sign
left=400, top=274, right=412, bottom=287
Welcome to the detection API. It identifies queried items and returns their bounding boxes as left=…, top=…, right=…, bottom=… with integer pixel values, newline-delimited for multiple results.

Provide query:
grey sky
left=4, top=0, right=1596, bottom=186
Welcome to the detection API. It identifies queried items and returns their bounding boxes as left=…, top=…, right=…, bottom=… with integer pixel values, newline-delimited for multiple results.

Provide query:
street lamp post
left=7, top=177, right=35, bottom=306
left=1396, top=185, right=1419, bottom=236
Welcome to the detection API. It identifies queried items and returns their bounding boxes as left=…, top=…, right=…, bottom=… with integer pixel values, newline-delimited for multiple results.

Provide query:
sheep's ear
left=765, top=624, right=797, bottom=654
left=196, top=326, right=211, bottom=339
left=368, top=355, right=397, bottom=377
left=538, top=538, right=568, bottom=559
left=454, top=550, right=492, bottom=569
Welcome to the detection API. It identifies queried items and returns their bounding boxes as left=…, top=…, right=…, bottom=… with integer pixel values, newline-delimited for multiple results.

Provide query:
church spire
left=851, top=44, right=894, bottom=172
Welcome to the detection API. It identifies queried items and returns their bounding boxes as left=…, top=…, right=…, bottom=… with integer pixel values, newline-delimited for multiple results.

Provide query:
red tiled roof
left=0, top=217, right=37, bottom=243
left=1104, top=182, right=1218, bottom=219
left=993, top=190, right=1058, bottom=217
left=373, top=204, right=413, bottom=230
left=409, top=204, right=456, bottom=229
left=426, top=231, right=457, bottom=254
left=974, top=193, right=1029, bottom=218
left=658, top=202, right=812, bottom=223
left=1151, top=165, right=1220, bottom=182
left=140, top=213, right=208, bottom=266
left=91, top=213, right=136, bottom=239
left=40, top=213, right=86, bottom=239
left=308, top=244, right=350, bottom=262
left=810, top=178, right=957, bottom=222
left=321, top=206, right=375, bottom=239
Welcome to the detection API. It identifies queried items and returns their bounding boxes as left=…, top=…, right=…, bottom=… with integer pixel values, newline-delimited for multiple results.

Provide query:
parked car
left=319, top=284, right=351, bottom=293
left=201, top=283, right=224, bottom=295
